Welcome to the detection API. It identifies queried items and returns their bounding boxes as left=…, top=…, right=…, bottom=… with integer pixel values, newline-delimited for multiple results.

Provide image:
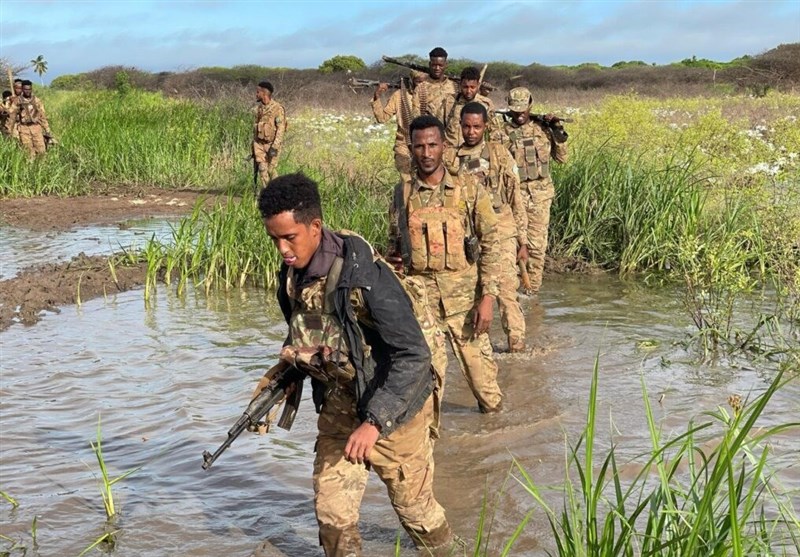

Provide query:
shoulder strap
left=323, top=256, right=344, bottom=314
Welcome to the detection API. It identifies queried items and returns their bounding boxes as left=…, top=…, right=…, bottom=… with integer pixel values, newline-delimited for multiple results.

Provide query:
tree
left=318, top=55, right=366, bottom=74
left=31, top=54, right=48, bottom=85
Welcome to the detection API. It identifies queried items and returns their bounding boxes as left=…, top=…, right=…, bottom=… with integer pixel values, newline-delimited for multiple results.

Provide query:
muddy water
left=0, top=219, right=177, bottom=279
left=1, top=272, right=798, bottom=555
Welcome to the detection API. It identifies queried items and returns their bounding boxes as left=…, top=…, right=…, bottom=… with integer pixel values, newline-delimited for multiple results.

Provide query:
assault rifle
left=381, top=55, right=495, bottom=93
left=201, top=364, right=305, bottom=470
left=496, top=109, right=572, bottom=143
left=347, top=77, right=402, bottom=91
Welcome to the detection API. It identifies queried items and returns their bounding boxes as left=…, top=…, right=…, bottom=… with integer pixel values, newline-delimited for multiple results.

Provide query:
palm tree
left=30, top=55, right=47, bottom=85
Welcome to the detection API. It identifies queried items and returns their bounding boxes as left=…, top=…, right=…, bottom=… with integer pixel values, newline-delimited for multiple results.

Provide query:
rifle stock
left=201, top=365, right=304, bottom=470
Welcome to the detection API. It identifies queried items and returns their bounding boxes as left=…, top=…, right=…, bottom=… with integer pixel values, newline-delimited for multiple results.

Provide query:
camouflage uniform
left=495, top=88, right=568, bottom=293
left=413, top=78, right=457, bottom=125
left=390, top=169, right=504, bottom=412
left=6, top=94, right=49, bottom=156
left=443, top=93, right=495, bottom=147
left=253, top=98, right=287, bottom=185
left=274, top=231, right=456, bottom=556
left=371, top=78, right=420, bottom=184
left=444, top=140, right=528, bottom=351
left=0, top=97, right=11, bottom=138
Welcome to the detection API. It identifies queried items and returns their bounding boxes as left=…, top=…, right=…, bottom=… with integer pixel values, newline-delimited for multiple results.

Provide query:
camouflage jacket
left=5, top=95, right=49, bottom=134
left=277, top=231, right=433, bottom=436
left=371, top=87, right=418, bottom=149
left=413, top=78, right=457, bottom=123
left=253, top=99, right=287, bottom=151
left=443, top=93, right=495, bottom=147
left=444, top=140, right=528, bottom=246
left=493, top=116, right=568, bottom=184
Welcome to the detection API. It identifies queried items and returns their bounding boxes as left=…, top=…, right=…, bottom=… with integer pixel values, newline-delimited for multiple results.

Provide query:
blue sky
left=1, top=0, right=798, bottom=83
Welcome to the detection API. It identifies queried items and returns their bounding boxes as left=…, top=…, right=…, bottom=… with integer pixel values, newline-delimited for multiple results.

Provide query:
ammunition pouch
left=464, top=235, right=480, bottom=265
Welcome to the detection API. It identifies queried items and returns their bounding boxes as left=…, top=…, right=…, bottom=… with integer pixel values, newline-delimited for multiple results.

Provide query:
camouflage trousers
left=496, top=236, right=526, bottom=350
left=253, top=140, right=280, bottom=185
left=17, top=123, right=46, bottom=157
left=522, top=179, right=555, bottom=293
left=314, top=389, right=453, bottom=557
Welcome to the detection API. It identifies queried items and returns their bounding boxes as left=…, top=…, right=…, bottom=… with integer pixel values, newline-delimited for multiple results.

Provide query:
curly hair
left=258, top=173, right=322, bottom=224
left=429, top=47, right=448, bottom=59
left=409, top=115, right=445, bottom=142
left=257, top=81, right=274, bottom=94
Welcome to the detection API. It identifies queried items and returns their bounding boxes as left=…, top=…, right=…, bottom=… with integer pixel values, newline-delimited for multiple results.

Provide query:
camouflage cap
left=507, top=87, right=532, bottom=112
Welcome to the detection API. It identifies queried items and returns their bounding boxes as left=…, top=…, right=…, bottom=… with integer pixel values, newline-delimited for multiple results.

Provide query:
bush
left=318, top=55, right=366, bottom=74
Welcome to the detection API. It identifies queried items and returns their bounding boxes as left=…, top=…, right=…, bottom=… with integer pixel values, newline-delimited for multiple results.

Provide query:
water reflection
left=0, top=275, right=797, bottom=556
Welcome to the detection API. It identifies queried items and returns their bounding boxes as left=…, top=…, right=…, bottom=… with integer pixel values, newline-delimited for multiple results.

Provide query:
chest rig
left=459, top=143, right=507, bottom=211
left=16, top=97, right=40, bottom=125
left=506, top=123, right=551, bottom=182
left=282, top=257, right=362, bottom=387
left=406, top=176, right=471, bottom=273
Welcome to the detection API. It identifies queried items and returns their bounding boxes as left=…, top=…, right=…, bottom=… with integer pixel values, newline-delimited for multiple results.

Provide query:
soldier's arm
left=371, top=90, right=398, bottom=124
left=470, top=179, right=501, bottom=298
left=36, top=99, right=50, bottom=134
left=550, top=131, right=568, bottom=164
left=360, top=259, right=432, bottom=435
left=272, top=105, right=287, bottom=152
left=503, top=150, right=528, bottom=246
left=4, top=102, right=18, bottom=135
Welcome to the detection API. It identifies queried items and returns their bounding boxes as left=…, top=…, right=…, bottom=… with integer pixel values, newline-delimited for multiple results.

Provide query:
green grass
left=509, top=358, right=799, bottom=556
left=88, top=415, right=142, bottom=521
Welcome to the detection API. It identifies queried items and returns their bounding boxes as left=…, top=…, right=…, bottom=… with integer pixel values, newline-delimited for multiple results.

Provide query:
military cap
left=507, top=87, right=532, bottom=112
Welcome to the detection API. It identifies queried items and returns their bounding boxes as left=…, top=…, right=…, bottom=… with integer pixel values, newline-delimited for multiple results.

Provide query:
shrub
left=318, top=55, right=366, bottom=74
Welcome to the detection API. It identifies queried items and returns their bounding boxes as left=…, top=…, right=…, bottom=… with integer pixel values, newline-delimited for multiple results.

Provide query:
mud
left=0, top=188, right=213, bottom=331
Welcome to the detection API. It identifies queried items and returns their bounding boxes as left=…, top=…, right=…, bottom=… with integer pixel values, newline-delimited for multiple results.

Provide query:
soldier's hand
left=267, top=147, right=278, bottom=158
left=517, top=244, right=529, bottom=263
left=385, top=254, right=405, bottom=273
left=543, top=113, right=559, bottom=124
left=472, top=295, right=495, bottom=338
left=344, top=421, right=381, bottom=465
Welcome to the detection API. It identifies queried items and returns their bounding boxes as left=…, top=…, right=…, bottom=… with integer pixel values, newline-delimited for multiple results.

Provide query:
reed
left=510, top=358, right=799, bottom=556
left=88, top=415, right=142, bottom=521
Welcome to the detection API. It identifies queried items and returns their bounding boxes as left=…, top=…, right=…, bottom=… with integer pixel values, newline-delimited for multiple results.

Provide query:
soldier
left=1, top=91, right=11, bottom=138
left=252, top=80, right=287, bottom=186
left=444, top=66, right=495, bottom=147
left=7, top=79, right=23, bottom=140
left=257, top=173, right=458, bottom=556
left=445, top=102, right=528, bottom=352
left=388, top=115, right=504, bottom=413
left=413, top=47, right=457, bottom=124
left=371, top=70, right=427, bottom=184
left=494, top=87, right=568, bottom=294
left=5, top=80, right=51, bottom=157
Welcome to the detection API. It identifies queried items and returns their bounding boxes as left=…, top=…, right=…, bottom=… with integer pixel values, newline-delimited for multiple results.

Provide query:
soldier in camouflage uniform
left=252, top=81, right=287, bottom=185
left=388, top=115, right=504, bottom=413
left=445, top=102, right=528, bottom=352
left=494, top=87, right=568, bottom=294
left=256, top=174, right=458, bottom=556
left=412, top=47, right=458, bottom=125
left=1, top=91, right=11, bottom=138
left=371, top=70, right=427, bottom=184
left=5, top=80, right=51, bottom=157
left=444, top=66, right=495, bottom=147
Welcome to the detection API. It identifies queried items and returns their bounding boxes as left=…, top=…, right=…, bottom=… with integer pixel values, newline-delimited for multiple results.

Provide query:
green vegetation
left=510, top=358, right=799, bottom=556
left=89, top=415, right=142, bottom=520
left=319, top=54, right=367, bottom=73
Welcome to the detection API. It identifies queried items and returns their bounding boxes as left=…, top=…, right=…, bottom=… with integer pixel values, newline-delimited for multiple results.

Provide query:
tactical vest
left=283, top=257, right=360, bottom=387
left=254, top=101, right=282, bottom=142
left=16, top=98, right=41, bottom=126
left=458, top=143, right=508, bottom=211
left=505, top=124, right=551, bottom=182
left=405, top=177, right=472, bottom=273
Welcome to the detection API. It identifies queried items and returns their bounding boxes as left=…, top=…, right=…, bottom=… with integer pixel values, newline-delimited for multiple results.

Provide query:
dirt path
left=0, top=188, right=219, bottom=331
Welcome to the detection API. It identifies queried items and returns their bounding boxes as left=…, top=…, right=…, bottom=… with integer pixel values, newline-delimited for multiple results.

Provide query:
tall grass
left=511, top=358, right=799, bottom=556
left=88, top=415, right=141, bottom=521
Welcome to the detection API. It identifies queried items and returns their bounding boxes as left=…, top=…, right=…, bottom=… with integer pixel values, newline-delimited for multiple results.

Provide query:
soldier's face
left=510, top=110, right=530, bottom=126
left=461, top=113, right=486, bottom=147
left=461, top=79, right=479, bottom=101
left=13, top=83, right=22, bottom=96
left=256, top=87, right=269, bottom=104
left=429, top=57, right=447, bottom=80
left=21, top=85, right=32, bottom=99
left=264, top=212, right=322, bottom=270
left=411, top=126, right=445, bottom=176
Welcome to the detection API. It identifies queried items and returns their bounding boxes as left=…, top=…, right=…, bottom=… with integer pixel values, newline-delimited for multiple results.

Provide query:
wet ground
left=1, top=194, right=798, bottom=556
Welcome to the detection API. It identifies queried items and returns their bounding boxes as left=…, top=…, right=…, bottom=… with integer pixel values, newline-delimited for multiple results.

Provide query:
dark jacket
left=277, top=232, right=433, bottom=436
